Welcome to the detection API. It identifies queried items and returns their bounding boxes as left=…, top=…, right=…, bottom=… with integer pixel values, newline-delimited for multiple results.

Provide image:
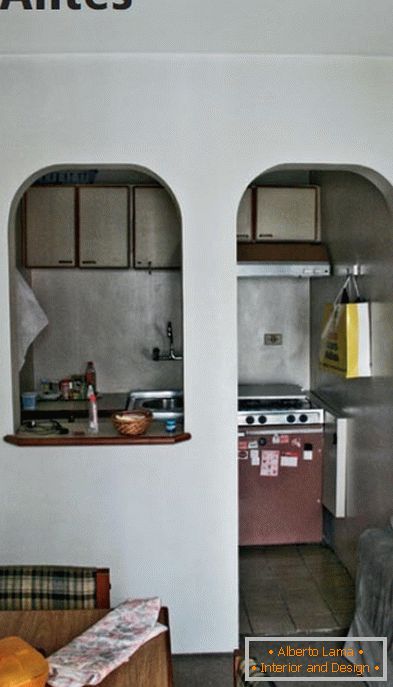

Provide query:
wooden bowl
left=111, top=410, right=152, bottom=436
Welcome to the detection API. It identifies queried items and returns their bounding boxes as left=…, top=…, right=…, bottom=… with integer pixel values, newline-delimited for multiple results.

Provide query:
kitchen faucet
left=152, top=321, right=183, bottom=361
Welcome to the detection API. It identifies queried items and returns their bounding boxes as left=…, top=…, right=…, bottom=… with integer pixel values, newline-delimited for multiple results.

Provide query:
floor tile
left=172, top=653, right=233, bottom=687
left=286, top=597, right=332, bottom=615
left=332, top=610, right=355, bottom=628
left=248, top=613, right=296, bottom=635
left=239, top=602, right=252, bottom=634
left=289, top=609, right=337, bottom=631
left=322, top=593, right=356, bottom=613
left=240, top=569, right=278, bottom=587
left=282, top=582, right=322, bottom=599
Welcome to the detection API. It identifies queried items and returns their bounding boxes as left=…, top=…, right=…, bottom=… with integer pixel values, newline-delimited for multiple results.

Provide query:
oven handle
left=238, top=426, right=324, bottom=437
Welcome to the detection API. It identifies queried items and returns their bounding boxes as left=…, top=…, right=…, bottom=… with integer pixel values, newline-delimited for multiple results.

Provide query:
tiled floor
left=240, top=543, right=356, bottom=637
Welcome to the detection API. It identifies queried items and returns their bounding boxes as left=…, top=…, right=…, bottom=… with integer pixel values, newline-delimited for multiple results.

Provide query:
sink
left=126, top=389, right=183, bottom=421
left=141, top=397, right=183, bottom=411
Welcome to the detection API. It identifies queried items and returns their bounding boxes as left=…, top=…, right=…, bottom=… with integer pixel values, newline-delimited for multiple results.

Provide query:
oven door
left=238, top=427, right=323, bottom=545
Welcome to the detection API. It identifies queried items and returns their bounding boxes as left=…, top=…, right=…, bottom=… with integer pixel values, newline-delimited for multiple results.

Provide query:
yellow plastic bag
left=0, top=637, right=48, bottom=687
left=319, top=283, right=371, bottom=379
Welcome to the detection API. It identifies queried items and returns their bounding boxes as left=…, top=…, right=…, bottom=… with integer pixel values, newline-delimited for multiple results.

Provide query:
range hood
left=237, top=242, right=331, bottom=278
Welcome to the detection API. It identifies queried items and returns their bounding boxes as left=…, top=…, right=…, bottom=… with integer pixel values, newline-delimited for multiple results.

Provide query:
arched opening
left=8, top=164, right=185, bottom=442
left=236, top=164, right=393, bottom=644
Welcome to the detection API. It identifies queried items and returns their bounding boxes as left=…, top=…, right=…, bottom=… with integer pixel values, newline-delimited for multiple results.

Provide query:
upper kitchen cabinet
left=256, top=186, right=320, bottom=242
left=237, top=188, right=253, bottom=242
left=23, top=185, right=130, bottom=269
left=24, top=187, right=76, bottom=267
left=78, top=187, right=130, bottom=268
left=134, top=187, right=181, bottom=269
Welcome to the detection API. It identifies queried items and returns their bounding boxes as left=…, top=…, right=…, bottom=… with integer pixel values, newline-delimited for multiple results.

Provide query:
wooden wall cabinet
left=24, top=186, right=130, bottom=269
left=236, top=188, right=253, bottom=242
left=24, top=187, right=76, bottom=267
left=78, top=187, right=130, bottom=268
left=255, top=186, right=320, bottom=242
left=236, top=186, right=321, bottom=243
left=24, top=185, right=181, bottom=271
left=134, top=187, right=181, bottom=269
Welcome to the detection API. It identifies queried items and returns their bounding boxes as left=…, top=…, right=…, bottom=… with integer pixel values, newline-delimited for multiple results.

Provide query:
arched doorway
left=236, top=164, right=393, bottom=641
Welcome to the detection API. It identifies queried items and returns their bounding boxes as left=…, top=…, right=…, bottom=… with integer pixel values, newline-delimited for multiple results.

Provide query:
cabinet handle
left=258, top=233, right=273, bottom=238
left=58, top=260, right=73, bottom=264
left=81, top=260, right=97, bottom=265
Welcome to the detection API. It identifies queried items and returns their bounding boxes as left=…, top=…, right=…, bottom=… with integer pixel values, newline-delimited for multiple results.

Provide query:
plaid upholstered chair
left=0, top=566, right=110, bottom=610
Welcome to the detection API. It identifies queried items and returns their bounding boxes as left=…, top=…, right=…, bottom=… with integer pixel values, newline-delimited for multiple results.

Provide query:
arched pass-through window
left=5, top=164, right=190, bottom=446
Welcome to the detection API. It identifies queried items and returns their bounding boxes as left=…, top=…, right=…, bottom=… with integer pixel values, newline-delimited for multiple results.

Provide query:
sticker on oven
left=250, top=449, right=260, bottom=466
left=280, top=453, right=298, bottom=468
left=248, top=441, right=259, bottom=450
left=291, top=438, right=302, bottom=448
left=260, top=450, right=280, bottom=477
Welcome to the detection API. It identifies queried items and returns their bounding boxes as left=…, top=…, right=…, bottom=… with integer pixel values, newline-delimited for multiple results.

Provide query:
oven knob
left=287, top=414, right=296, bottom=423
left=246, top=415, right=255, bottom=425
left=258, top=437, right=267, bottom=446
left=299, top=414, right=308, bottom=423
left=258, top=415, right=267, bottom=425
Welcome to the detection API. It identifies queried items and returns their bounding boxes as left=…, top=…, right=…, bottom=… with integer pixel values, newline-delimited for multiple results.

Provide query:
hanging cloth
left=15, top=271, right=48, bottom=370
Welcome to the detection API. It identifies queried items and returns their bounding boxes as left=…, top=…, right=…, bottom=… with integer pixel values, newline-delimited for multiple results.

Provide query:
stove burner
left=237, top=391, right=324, bottom=427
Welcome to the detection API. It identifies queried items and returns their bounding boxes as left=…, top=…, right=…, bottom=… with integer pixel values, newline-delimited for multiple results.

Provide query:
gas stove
left=238, top=384, right=324, bottom=427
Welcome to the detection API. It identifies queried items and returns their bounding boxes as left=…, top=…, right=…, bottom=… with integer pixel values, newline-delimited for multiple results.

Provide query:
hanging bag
left=319, top=276, right=371, bottom=379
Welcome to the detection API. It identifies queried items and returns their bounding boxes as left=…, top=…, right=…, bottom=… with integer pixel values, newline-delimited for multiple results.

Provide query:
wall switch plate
left=264, top=333, right=283, bottom=346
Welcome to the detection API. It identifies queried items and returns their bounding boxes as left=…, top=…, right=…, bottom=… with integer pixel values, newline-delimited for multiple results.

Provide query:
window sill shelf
left=4, top=419, right=191, bottom=447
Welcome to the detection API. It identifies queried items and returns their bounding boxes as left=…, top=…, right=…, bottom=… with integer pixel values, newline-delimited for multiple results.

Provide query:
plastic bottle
left=88, top=393, right=99, bottom=434
left=85, top=361, right=97, bottom=393
left=165, top=418, right=177, bottom=433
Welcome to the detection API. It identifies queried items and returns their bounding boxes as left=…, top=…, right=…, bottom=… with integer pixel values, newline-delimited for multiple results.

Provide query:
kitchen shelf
left=4, top=419, right=191, bottom=447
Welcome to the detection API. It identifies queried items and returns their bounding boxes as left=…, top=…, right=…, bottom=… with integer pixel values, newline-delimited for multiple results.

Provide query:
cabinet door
left=237, top=188, right=253, bottom=241
left=256, top=187, right=319, bottom=242
left=134, top=187, right=181, bottom=269
left=24, top=187, right=76, bottom=267
left=79, top=187, right=130, bottom=268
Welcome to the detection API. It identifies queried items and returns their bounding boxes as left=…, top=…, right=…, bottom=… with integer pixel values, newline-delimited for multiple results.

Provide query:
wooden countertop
left=4, top=419, right=191, bottom=447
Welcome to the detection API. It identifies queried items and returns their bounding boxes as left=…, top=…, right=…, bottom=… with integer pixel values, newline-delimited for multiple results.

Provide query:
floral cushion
left=48, top=597, right=166, bottom=687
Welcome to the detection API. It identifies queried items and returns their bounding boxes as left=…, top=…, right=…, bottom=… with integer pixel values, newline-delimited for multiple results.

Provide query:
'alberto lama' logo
left=0, top=0, right=132, bottom=9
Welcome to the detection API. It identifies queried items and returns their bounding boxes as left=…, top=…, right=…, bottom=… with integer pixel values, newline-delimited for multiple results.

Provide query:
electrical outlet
left=264, top=333, right=283, bottom=346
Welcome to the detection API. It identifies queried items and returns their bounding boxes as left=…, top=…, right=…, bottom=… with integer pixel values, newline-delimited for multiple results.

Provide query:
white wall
left=1, top=0, right=393, bottom=55
left=1, top=54, right=393, bottom=652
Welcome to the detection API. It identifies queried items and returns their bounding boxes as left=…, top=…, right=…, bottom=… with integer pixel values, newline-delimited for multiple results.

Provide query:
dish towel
left=15, top=271, right=48, bottom=370
left=47, top=597, right=166, bottom=687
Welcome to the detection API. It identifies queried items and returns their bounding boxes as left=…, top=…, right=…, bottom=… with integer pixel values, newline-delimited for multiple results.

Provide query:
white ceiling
left=1, top=0, right=393, bottom=55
